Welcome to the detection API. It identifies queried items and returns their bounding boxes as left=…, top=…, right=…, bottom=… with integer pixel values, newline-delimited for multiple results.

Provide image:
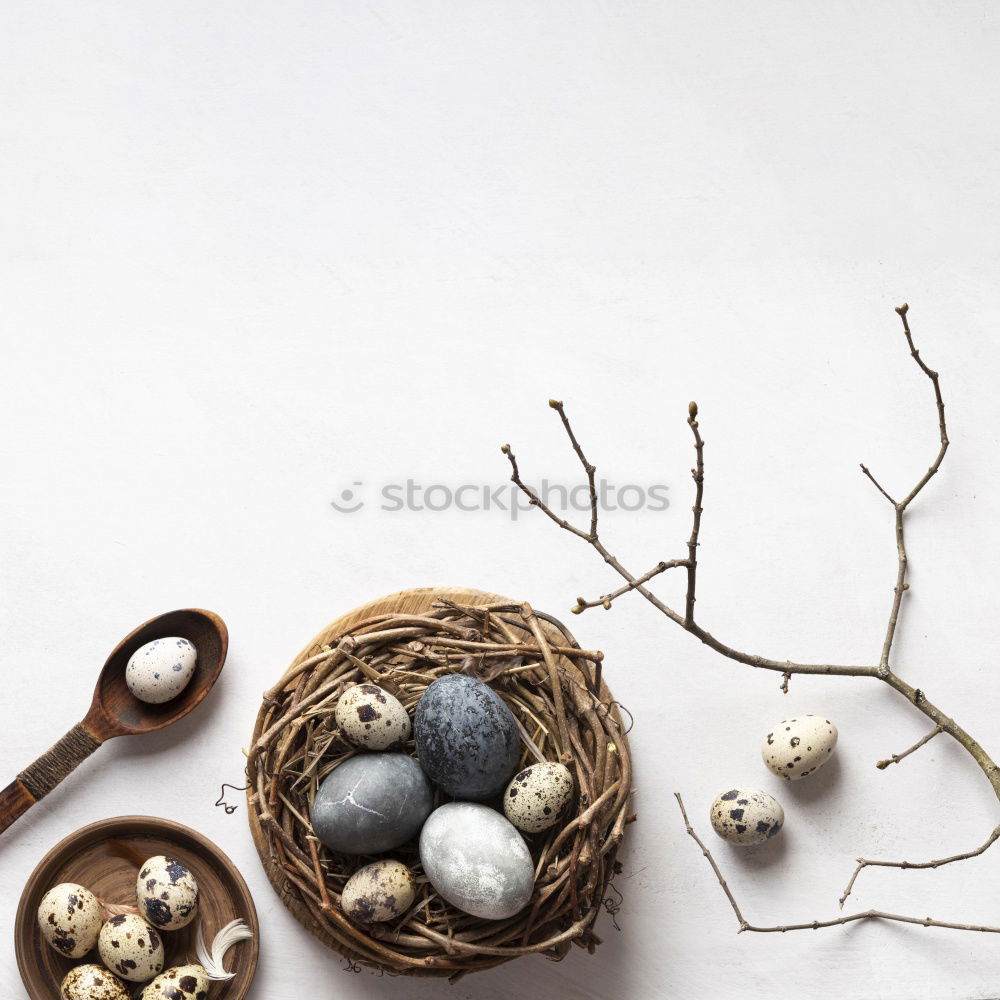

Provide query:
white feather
left=195, top=918, right=254, bottom=980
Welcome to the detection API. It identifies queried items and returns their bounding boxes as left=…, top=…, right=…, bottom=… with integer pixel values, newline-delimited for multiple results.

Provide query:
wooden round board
left=15, top=816, right=259, bottom=1000
left=247, top=585, right=518, bottom=957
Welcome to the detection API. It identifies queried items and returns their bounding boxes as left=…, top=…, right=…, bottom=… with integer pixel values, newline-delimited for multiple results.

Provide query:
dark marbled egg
left=414, top=673, right=521, bottom=800
left=312, top=753, right=433, bottom=855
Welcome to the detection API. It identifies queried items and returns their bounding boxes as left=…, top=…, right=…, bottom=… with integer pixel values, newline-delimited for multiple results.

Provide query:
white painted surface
left=2, top=3, right=999, bottom=998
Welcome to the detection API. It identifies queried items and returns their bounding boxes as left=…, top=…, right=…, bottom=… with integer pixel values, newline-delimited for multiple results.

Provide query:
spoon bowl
left=0, top=609, right=228, bottom=836
left=86, top=608, right=228, bottom=738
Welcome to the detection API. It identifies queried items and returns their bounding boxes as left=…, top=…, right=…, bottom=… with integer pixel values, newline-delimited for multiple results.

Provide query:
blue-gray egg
left=414, top=674, right=520, bottom=800
left=419, top=802, right=534, bottom=919
left=312, top=753, right=433, bottom=855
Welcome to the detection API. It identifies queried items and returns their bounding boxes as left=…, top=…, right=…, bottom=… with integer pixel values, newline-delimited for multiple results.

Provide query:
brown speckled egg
left=136, top=856, right=199, bottom=930
left=503, top=761, right=574, bottom=834
left=139, top=964, right=210, bottom=1000
left=335, top=683, right=411, bottom=750
left=710, top=787, right=784, bottom=846
left=341, top=859, right=416, bottom=923
left=61, top=964, right=130, bottom=1000
left=98, top=912, right=164, bottom=982
left=762, top=715, right=838, bottom=780
left=37, top=882, right=103, bottom=958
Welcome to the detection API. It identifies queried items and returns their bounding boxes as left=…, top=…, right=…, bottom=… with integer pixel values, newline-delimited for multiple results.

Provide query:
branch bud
left=500, top=444, right=510, bottom=454
left=895, top=303, right=909, bottom=316
left=548, top=399, right=563, bottom=409
left=688, top=401, right=698, bottom=418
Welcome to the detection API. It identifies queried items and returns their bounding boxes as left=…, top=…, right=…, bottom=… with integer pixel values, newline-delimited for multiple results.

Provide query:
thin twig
left=875, top=725, right=943, bottom=770
left=685, top=402, right=705, bottom=626
left=572, top=560, right=688, bottom=614
left=839, top=824, right=1000, bottom=908
left=676, top=794, right=1000, bottom=935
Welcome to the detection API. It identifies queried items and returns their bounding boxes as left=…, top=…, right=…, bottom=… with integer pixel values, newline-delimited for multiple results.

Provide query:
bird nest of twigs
left=246, top=587, right=634, bottom=981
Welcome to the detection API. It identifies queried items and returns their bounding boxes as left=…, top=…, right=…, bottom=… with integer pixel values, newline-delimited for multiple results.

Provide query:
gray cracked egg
left=61, top=964, right=131, bottom=1000
left=503, top=761, right=574, bottom=834
left=37, top=882, right=102, bottom=958
left=98, top=912, right=164, bottom=982
left=312, top=752, right=433, bottom=855
left=139, top=964, right=210, bottom=1000
left=341, top=859, right=416, bottom=923
left=710, top=787, right=784, bottom=846
left=335, top=683, right=412, bottom=751
left=136, top=856, right=199, bottom=930
left=126, top=637, right=198, bottom=704
left=762, top=715, right=838, bottom=780
left=414, top=673, right=520, bottom=800
left=419, top=802, right=534, bottom=919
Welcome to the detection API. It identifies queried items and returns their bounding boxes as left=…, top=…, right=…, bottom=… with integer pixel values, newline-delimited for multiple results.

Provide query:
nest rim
left=246, top=586, right=633, bottom=981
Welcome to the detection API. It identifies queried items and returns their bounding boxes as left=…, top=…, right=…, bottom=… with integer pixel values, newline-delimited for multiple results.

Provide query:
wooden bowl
left=15, top=816, right=259, bottom=1000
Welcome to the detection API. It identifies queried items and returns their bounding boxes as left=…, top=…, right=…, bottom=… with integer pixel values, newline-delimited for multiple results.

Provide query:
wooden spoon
left=0, top=608, right=228, bottom=836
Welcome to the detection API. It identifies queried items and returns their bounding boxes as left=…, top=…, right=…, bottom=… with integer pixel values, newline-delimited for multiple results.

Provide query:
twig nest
left=97, top=913, right=164, bottom=982
left=38, top=882, right=103, bottom=958
left=247, top=593, right=633, bottom=977
left=60, top=964, right=130, bottom=1000
left=710, top=788, right=784, bottom=846
left=139, top=964, right=209, bottom=1000
left=136, top=856, right=199, bottom=930
left=419, top=803, right=535, bottom=919
left=414, top=673, right=520, bottom=800
left=335, top=683, right=411, bottom=750
left=341, top=860, right=416, bottom=924
left=762, top=715, right=838, bottom=780
left=312, top=753, right=433, bottom=854
left=504, top=762, right=575, bottom=834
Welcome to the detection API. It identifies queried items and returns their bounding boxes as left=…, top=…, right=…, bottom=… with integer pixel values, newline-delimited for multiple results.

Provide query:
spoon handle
left=0, top=723, right=103, bottom=835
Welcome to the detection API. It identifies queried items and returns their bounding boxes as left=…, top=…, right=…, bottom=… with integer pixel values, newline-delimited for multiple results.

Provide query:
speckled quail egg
left=710, top=787, right=784, bottom=846
left=61, top=964, right=130, bottom=1000
left=37, top=882, right=103, bottom=958
left=97, top=912, right=164, bottom=982
left=341, top=859, right=416, bottom=923
left=762, top=714, right=838, bottom=780
left=139, top=964, right=210, bottom=1000
left=126, top=637, right=198, bottom=704
left=136, top=856, right=199, bottom=930
left=335, top=683, right=411, bottom=750
left=503, top=761, right=574, bottom=834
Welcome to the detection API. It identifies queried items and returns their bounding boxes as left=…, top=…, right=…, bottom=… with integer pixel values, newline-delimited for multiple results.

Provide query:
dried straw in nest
left=246, top=587, right=634, bottom=981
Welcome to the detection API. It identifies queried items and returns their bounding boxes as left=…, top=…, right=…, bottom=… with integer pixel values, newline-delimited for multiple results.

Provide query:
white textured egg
left=709, top=787, right=784, bottom=846
left=61, top=964, right=131, bottom=1000
left=98, top=912, right=165, bottom=982
left=136, top=856, right=199, bottom=930
left=335, top=683, right=411, bottom=750
left=762, top=714, right=838, bottom=780
left=126, top=637, right=198, bottom=704
left=139, top=964, right=210, bottom=1000
left=37, top=882, right=102, bottom=958
left=341, top=859, right=417, bottom=923
left=503, top=761, right=574, bottom=834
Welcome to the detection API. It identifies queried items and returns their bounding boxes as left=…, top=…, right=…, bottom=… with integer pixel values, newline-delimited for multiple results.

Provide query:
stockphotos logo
left=331, top=479, right=670, bottom=520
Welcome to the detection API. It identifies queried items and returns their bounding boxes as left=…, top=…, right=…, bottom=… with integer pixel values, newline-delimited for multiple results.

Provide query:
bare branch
left=876, top=725, right=943, bottom=770
left=500, top=304, right=1000, bottom=938
left=676, top=794, right=1000, bottom=935
left=839, top=824, right=1000, bottom=909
